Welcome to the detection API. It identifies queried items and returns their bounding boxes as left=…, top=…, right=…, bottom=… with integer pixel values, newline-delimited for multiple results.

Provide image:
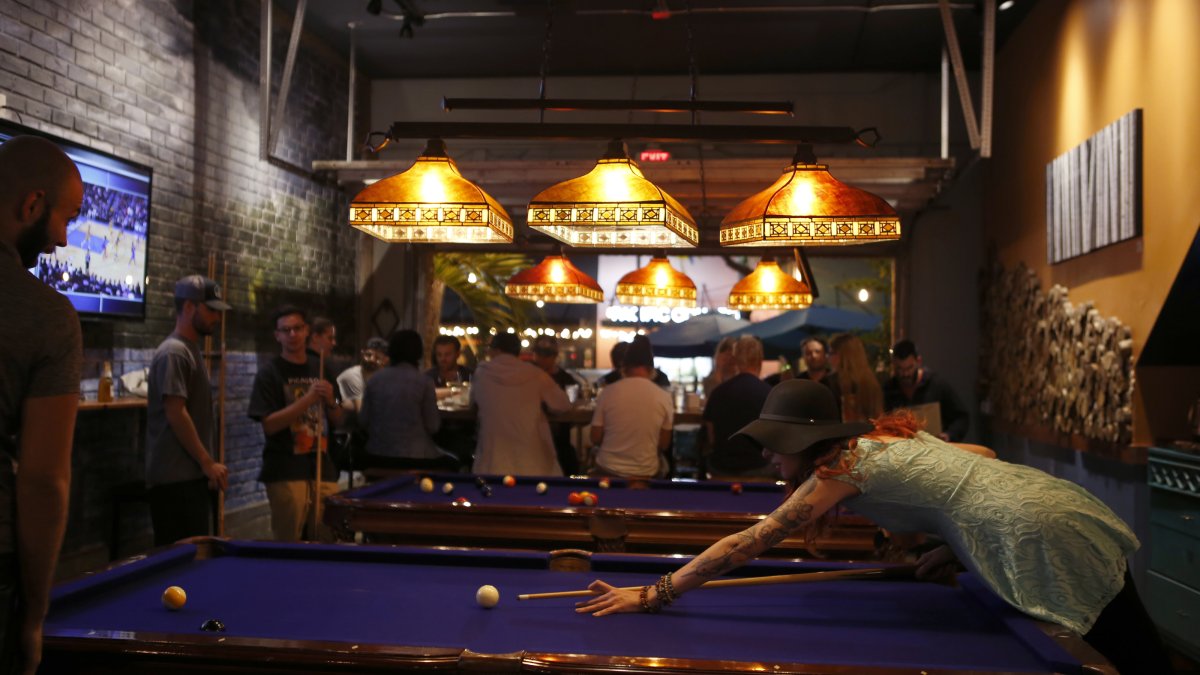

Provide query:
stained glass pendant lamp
left=349, top=139, right=514, bottom=244
left=720, top=144, right=900, bottom=247
left=528, top=140, right=699, bottom=248
left=505, top=250, right=604, bottom=304
left=727, top=257, right=813, bottom=311
left=615, top=253, right=697, bottom=308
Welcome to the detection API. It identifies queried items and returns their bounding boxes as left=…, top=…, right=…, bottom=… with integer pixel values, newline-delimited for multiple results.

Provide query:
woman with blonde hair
left=701, top=337, right=737, bottom=397
left=829, top=333, right=883, bottom=423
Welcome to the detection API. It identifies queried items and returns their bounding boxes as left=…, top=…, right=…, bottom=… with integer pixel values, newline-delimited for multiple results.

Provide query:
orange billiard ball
left=731, top=483, right=743, bottom=495
left=161, top=585, right=187, bottom=610
left=502, top=475, right=517, bottom=487
left=597, top=478, right=611, bottom=489
left=567, top=491, right=583, bottom=506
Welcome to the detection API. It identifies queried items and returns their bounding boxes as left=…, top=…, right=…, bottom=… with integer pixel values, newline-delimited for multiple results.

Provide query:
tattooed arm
left=576, top=476, right=860, bottom=616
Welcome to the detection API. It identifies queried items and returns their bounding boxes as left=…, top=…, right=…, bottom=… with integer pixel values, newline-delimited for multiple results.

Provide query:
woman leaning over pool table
left=576, top=379, right=1172, bottom=675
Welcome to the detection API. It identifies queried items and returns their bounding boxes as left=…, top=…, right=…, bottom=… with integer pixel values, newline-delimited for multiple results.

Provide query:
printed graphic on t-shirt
left=285, top=377, right=326, bottom=454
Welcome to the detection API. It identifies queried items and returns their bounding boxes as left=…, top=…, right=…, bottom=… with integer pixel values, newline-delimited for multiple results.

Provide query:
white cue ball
left=419, top=478, right=434, bottom=492
left=535, top=482, right=548, bottom=494
left=442, top=482, right=455, bottom=494
left=476, top=584, right=500, bottom=608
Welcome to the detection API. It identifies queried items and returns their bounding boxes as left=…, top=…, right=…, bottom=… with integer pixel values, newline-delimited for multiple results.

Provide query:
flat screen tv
left=0, top=120, right=152, bottom=319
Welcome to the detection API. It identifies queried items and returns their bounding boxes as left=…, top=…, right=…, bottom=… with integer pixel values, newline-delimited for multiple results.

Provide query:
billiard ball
left=161, top=585, right=187, bottom=610
left=502, top=475, right=517, bottom=487
left=199, top=618, right=226, bottom=632
left=567, top=491, right=583, bottom=505
left=454, top=496, right=471, bottom=506
left=480, top=485, right=493, bottom=497
left=442, top=482, right=455, bottom=494
left=597, top=478, right=611, bottom=489
left=580, top=492, right=597, bottom=507
left=731, top=483, right=743, bottom=495
left=419, top=477, right=434, bottom=493
left=535, top=481, right=548, bottom=494
left=476, top=584, right=500, bottom=608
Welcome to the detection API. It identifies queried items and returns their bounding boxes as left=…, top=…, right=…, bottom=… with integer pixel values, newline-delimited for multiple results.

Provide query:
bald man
left=0, top=135, right=84, bottom=675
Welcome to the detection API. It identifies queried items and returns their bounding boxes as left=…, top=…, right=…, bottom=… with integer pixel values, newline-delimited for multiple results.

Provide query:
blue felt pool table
left=324, top=473, right=886, bottom=557
left=42, top=538, right=1110, bottom=673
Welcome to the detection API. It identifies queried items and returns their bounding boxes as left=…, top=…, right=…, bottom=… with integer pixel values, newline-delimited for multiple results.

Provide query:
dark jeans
left=1084, top=568, right=1174, bottom=675
left=0, top=553, right=19, bottom=675
left=148, top=478, right=213, bottom=547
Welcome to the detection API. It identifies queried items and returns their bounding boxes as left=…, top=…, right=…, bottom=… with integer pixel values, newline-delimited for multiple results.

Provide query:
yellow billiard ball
left=476, top=584, right=500, bottom=608
left=161, top=585, right=187, bottom=610
left=419, top=477, right=434, bottom=492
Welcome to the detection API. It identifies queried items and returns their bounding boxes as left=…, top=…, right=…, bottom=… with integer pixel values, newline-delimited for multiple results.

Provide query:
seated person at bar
left=336, top=337, right=388, bottom=413
left=426, top=335, right=472, bottom=387
left=359, top=330, right=456, bottom=471
left=600, top=340, right=670, bottom=388
left=531, top=335, right=586, bottom=476
left=883, top=339, right=968, bottom=441
left=590, top=335, right=674, bottom=479
left=702, top=336, right=772, bottom=480
left=577, top=380, right=1169, bottom=675
left=471, top=332, right=571, bottom=476
left=701, top=337, right=737, bottom=397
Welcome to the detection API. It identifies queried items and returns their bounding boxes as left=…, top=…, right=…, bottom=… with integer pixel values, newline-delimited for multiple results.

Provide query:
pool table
left=324, top=473, right=887, bottom=558
left=43, top=538, right=1111, bottom=674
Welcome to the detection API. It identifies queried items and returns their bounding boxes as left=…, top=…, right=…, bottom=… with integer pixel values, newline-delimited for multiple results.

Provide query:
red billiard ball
left=730, top=483, right=743, bottom=495
left=567, top=492, right=583, bottom=506
left=597, top=478, right=611, bottom=489
left=580, top=492, right=598, bottom=507
left=454, top=496, right=472, bottom=506
left=502, top=475, right=517, bottom=487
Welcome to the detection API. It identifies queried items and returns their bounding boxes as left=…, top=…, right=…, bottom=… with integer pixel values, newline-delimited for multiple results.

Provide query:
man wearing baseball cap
left=144, top=275, right=231, bottom=546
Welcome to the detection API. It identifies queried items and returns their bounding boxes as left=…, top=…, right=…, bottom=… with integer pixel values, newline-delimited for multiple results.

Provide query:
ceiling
left=282, top=0, right=1034, bottom=80
left=285, top=0, right=1035, bottom=253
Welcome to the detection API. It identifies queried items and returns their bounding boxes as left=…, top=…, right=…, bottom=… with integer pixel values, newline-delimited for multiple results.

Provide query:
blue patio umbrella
left=728, top=305, right=881, bottom=358
left=646, top=313, right=750, bottom=358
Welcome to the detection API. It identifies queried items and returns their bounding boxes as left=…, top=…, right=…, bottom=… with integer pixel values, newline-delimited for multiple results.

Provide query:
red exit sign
left=639, top=149, right=671, bottom=163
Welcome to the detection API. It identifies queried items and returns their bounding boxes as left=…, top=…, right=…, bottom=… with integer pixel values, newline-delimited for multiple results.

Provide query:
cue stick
left=204, top=252, right=215, bottom=375
left=216, top=258, right=228, bottom=537
left=517, top=565, right=918, bottom=600
left=312, top=349, right=325, bottom=540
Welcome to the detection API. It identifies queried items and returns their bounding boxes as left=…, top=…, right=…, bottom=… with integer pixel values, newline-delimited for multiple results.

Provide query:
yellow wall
left=986, top=0, right=1200, bottom=444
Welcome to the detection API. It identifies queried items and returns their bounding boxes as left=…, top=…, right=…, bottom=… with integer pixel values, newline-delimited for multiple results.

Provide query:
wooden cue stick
left=516, top=566, right=917, bottom=601
left=204, top=252, right=215, bottom=374
left=216, top=258, right=228, bottom=537
left=312, top=350, right=325, bottom=540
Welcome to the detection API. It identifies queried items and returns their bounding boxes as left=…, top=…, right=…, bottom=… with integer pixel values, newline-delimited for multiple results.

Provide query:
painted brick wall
left=1, top=0, right=364, bottom=562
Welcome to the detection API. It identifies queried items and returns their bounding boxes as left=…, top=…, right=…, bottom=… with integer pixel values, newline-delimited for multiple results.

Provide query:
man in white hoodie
left=470, top=332, right=571, bottom=476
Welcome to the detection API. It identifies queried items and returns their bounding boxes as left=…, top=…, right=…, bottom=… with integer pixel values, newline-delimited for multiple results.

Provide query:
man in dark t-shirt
left=0, top=136, right=84, bottom=675
left=248, top=306, right=343, bottom=541
left=145, top=276, right=231, bottom=546
left=703, top=336, right=773, bottom=478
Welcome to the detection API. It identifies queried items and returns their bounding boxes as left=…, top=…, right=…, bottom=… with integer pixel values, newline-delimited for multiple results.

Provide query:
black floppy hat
left=733, top=380, right=873, bottom=455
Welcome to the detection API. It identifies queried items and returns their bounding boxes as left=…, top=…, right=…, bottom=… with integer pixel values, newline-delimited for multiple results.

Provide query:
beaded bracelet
left=654, top=575, right=673, bottom=606
left=638, top=585, right=660, bottom=613
left=661, top=573, right=677, bottom=603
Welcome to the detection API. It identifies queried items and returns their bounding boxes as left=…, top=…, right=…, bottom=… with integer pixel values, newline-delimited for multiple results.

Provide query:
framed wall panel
left=1046, top=109, right=1142, bottom=264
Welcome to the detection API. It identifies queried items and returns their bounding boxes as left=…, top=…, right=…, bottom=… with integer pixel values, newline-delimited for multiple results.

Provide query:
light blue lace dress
left=828, top=432, right=1138, bottom=634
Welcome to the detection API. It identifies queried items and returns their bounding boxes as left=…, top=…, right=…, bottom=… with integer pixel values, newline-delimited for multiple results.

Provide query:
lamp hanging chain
left=537, top=0, right=554, bottom=124
left=682, top=0, right=709, bottom=220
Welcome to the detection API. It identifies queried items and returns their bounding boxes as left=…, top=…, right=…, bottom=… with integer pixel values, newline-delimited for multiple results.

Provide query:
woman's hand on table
left=575, top=580, right=645, bottom=616
left=914, top=544, right=959, bottom=582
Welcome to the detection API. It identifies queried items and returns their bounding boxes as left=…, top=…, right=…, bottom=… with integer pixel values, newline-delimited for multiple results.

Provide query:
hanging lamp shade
left=727, top=258, right=813, bottom=311
left=720, top=145, right=900, bottom=247
left=615, top=255, right=697, bottom=308
left=505, top=252, right=604, bottom=304
left=349, top=139, right=514, bottom=244
left=528, top=140, right=699, bottom=248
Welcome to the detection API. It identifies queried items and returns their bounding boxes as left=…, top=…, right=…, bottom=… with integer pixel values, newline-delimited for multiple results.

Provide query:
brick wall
left=1, top=0, right=364, bottom=565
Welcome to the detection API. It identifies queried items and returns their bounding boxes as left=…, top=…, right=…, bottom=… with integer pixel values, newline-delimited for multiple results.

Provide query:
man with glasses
left=248, top=306, right=343, bottom=541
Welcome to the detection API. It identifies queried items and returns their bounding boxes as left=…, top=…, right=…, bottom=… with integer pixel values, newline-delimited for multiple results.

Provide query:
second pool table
left=324, top=473, right=887, bottom=557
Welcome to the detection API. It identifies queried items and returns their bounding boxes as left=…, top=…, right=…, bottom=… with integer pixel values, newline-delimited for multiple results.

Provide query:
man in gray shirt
left=0, top=136, right=84, bottom=675
left=145, top=276, right=231, bottom=546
